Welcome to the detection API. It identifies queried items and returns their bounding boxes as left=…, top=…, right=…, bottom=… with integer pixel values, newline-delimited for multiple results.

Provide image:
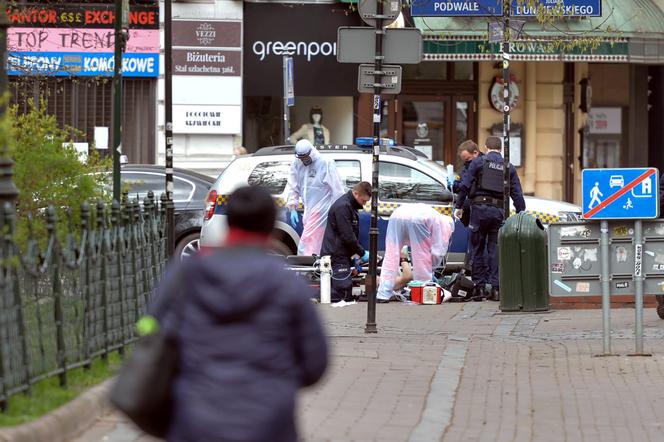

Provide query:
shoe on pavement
left=488, top=287, right=500, bottom=301
left=389, top=292, right=407, bottom=303
left=377, top=298, right=390, bottom=304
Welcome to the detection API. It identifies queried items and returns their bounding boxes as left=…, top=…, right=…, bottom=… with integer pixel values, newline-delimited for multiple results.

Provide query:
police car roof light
left=355, top=137, right=395, bottom=148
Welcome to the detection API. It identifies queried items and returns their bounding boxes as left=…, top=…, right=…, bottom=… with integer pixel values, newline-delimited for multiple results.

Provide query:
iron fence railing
left=0, top=192, right=168, bottom=411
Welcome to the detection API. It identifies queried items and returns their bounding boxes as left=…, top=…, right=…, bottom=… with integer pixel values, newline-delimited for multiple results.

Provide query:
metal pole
left=365, top=0, right=383, bottom=334
left=282, top=56, right=290, bottom=144
left=164, top=0, right=175, bottom=258
left=600, top=220, right=611, bottom=355
left=112, top=0, right=126, bottom=202
left=501, top=0, right=511, bottom=217
left=634, top=220, right=644, bottom=354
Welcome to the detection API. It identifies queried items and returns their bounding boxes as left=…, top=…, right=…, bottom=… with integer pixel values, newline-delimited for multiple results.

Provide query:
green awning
left=414, top=0, right=664, bottom=63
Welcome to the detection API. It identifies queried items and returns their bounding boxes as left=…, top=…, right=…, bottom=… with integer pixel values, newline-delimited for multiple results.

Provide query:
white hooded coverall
left=377, top=204, right=455, bottom=301
left=286, top=142, right=345, bottom=256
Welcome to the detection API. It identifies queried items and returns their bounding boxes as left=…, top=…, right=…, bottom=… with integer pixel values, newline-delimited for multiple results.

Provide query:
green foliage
left=7, top=98, right=111, bottom=244
left=0, top=352, right=122, bottom=427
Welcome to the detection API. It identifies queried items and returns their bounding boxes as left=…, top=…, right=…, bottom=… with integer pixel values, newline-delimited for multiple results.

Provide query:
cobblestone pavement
left=71, top=302, right=664, bottom=442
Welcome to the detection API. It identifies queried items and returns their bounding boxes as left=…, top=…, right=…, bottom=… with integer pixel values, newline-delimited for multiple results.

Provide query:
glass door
left=398, top=95, right=475, bottom=165
left=399, top=97, right=449, bottom=162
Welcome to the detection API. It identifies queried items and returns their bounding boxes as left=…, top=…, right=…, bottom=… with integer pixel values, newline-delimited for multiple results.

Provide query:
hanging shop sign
left=244, top=2, right=362, bottom=96
left=172, top=105, right=241, bottom=134
left=172, top=20, right=242, bottom=77
left=6, top=4, right=159, bottom=29
left=7, top=2, right=159, bottom=77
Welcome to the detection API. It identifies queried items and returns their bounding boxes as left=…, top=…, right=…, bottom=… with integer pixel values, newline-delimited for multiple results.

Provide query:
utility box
left=499, top=212, right=549, bottom=312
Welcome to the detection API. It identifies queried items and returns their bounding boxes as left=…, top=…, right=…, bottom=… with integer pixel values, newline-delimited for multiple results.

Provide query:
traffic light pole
left=365, top=1, right=383, bottom=334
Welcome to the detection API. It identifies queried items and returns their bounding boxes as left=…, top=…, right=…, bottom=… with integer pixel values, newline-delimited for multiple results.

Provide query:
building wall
left=157, top=0, right=243, bottom=178
left=477, top=61, right=565, bottom=201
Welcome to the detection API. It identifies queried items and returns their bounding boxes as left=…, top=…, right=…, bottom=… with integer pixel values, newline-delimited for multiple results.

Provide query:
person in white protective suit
left=377, top=204, right=455, bottom=302
left=286, top=139, right=345, bottom=256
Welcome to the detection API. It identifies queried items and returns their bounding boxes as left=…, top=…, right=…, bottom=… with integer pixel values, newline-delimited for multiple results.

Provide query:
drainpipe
left=525, top=63, right=537, bottom=194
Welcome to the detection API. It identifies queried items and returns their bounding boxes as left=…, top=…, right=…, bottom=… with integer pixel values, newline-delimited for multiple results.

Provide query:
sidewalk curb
left=0, top=378, right=114, bottom=442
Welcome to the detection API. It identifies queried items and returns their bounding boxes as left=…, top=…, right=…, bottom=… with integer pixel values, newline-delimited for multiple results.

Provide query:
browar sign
left=6, top=3, right=159, bottom=77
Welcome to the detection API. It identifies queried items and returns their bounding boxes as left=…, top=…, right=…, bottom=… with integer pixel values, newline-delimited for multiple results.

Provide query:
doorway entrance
left=397, top=95, right=475, bottom=165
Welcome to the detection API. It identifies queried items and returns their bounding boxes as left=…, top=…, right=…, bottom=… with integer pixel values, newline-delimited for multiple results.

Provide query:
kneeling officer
left=320, top=182, right=372, bottom=302
left=454, top=136, right=526, bottom=301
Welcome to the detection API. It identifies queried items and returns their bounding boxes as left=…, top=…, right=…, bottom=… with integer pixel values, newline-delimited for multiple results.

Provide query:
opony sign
left=411, top=0, right=602, bottom=17
left=8, top=51, right=158, bottom=77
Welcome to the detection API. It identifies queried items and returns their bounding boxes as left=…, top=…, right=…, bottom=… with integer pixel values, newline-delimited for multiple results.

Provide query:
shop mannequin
left=289, top=106, right=330, bottom=145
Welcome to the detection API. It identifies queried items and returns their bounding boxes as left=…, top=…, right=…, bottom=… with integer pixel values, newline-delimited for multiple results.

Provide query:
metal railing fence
left=0, top=192, right=168, bottom=411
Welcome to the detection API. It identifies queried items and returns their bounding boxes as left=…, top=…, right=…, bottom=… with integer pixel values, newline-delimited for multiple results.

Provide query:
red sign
left=7, top=4, right=158, bottom=29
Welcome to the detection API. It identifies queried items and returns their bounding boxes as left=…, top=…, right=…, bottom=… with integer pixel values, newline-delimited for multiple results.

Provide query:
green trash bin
left=498, top=212, right=549, bottom=312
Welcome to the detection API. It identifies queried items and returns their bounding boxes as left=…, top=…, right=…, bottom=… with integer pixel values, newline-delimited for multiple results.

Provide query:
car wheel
left=270, top=239, right=294, bottom=256
left=175, top=232, right=200, bottom=260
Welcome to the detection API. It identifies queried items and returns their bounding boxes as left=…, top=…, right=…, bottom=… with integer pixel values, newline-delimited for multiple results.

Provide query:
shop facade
left=354, top=0, right=664, bottom=205
left=162, top=0, right=243, bottom=176
left=7, top=1, right=160, bottom=164
left=242, top=1, right=362, bottom=151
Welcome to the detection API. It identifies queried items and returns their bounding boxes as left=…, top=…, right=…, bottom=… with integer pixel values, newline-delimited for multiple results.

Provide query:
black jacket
left=151, top=247, right=328, bottom=442
left=320, top=190, right=365, bottom=260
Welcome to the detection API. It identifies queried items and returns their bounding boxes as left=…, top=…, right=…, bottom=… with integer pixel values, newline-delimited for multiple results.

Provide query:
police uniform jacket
left=320, top=190, right=365, bottom=261
left=454, top=150, right=526, bottom=212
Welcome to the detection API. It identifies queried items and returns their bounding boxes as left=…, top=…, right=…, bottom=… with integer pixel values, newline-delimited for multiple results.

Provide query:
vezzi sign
left=251, top=40, right=336, bottom=62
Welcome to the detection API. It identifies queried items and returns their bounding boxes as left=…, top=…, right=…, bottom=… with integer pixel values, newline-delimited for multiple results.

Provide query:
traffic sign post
left=548, top=168, right=659, bottom=356
left=336, top=0, right=421, bottom=333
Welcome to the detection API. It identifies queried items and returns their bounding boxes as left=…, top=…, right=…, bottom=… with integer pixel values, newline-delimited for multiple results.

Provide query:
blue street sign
left=411, top=0, right=500, bottom=16
left=286, top=57, right=295, bottom=107
left=411, top=0, right=602, bottom=17
left=582, top=168, right=659, bottom=220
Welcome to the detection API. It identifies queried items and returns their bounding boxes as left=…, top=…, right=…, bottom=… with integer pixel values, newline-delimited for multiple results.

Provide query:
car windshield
left=416, top=158, right=450, bottom=184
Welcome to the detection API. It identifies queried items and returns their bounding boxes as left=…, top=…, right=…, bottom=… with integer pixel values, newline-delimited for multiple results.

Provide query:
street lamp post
left=164, top=0, right=175, bottom=257
left=112, top=0, right=129, bottom=203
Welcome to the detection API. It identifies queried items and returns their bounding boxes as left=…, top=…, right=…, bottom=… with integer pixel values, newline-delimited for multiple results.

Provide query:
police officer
left=454, top=136, right=526, bottom=301
left=452, top=140, right=483, bottom=227
left=452, top=140, right=487, bottom=301
left=320, top=182, right=372, bottom=302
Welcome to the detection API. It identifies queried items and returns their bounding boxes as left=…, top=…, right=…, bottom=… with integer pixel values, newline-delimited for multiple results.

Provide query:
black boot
left=488, top=287, right=500, bottom=301
left=471, top=286, right=486, bottom=302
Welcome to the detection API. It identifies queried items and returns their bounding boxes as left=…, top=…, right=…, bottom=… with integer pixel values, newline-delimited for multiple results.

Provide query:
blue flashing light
left=355, top=137, right=395, bottom=147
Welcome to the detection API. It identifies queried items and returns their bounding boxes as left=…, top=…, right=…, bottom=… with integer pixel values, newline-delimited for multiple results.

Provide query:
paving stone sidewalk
left=71, top=302, right=664, bottom=442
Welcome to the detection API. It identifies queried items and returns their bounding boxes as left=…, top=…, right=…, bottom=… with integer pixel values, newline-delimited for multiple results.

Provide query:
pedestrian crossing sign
left=582, top=168, right=659, bottom=220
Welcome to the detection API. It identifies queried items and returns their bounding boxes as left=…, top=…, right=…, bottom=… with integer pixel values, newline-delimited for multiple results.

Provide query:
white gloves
left=453, top=208, right=463, bottom=220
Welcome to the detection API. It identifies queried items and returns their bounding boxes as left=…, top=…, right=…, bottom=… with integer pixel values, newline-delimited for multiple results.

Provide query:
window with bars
left=10, top=76, right=156, bottom=164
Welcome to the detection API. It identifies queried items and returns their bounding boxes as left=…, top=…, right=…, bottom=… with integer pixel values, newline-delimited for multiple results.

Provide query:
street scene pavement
left=72, top=302, right=664, bottom=442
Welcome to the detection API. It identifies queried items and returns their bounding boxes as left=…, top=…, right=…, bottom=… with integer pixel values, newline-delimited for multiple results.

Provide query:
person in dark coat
left=452, top=140, right=487, bottom=299
left=150, top=185, right=328, bottom=442
left=454, top=136, right=526, bottom=302
left=320, top=181, right=372, bottom=302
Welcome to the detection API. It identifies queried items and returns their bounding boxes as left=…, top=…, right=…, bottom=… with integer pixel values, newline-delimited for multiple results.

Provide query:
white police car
left=200, top=140, right=581, bottom=263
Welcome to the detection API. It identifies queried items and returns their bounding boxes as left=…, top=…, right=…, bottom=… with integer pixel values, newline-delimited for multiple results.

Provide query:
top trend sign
left=582, top=168, right=659, bottom=220
left=411, top=0, right=602, bottom=17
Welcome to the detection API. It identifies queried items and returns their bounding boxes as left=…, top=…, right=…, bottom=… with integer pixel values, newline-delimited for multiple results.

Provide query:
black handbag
left=109, top=273, right=182, bottom=437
